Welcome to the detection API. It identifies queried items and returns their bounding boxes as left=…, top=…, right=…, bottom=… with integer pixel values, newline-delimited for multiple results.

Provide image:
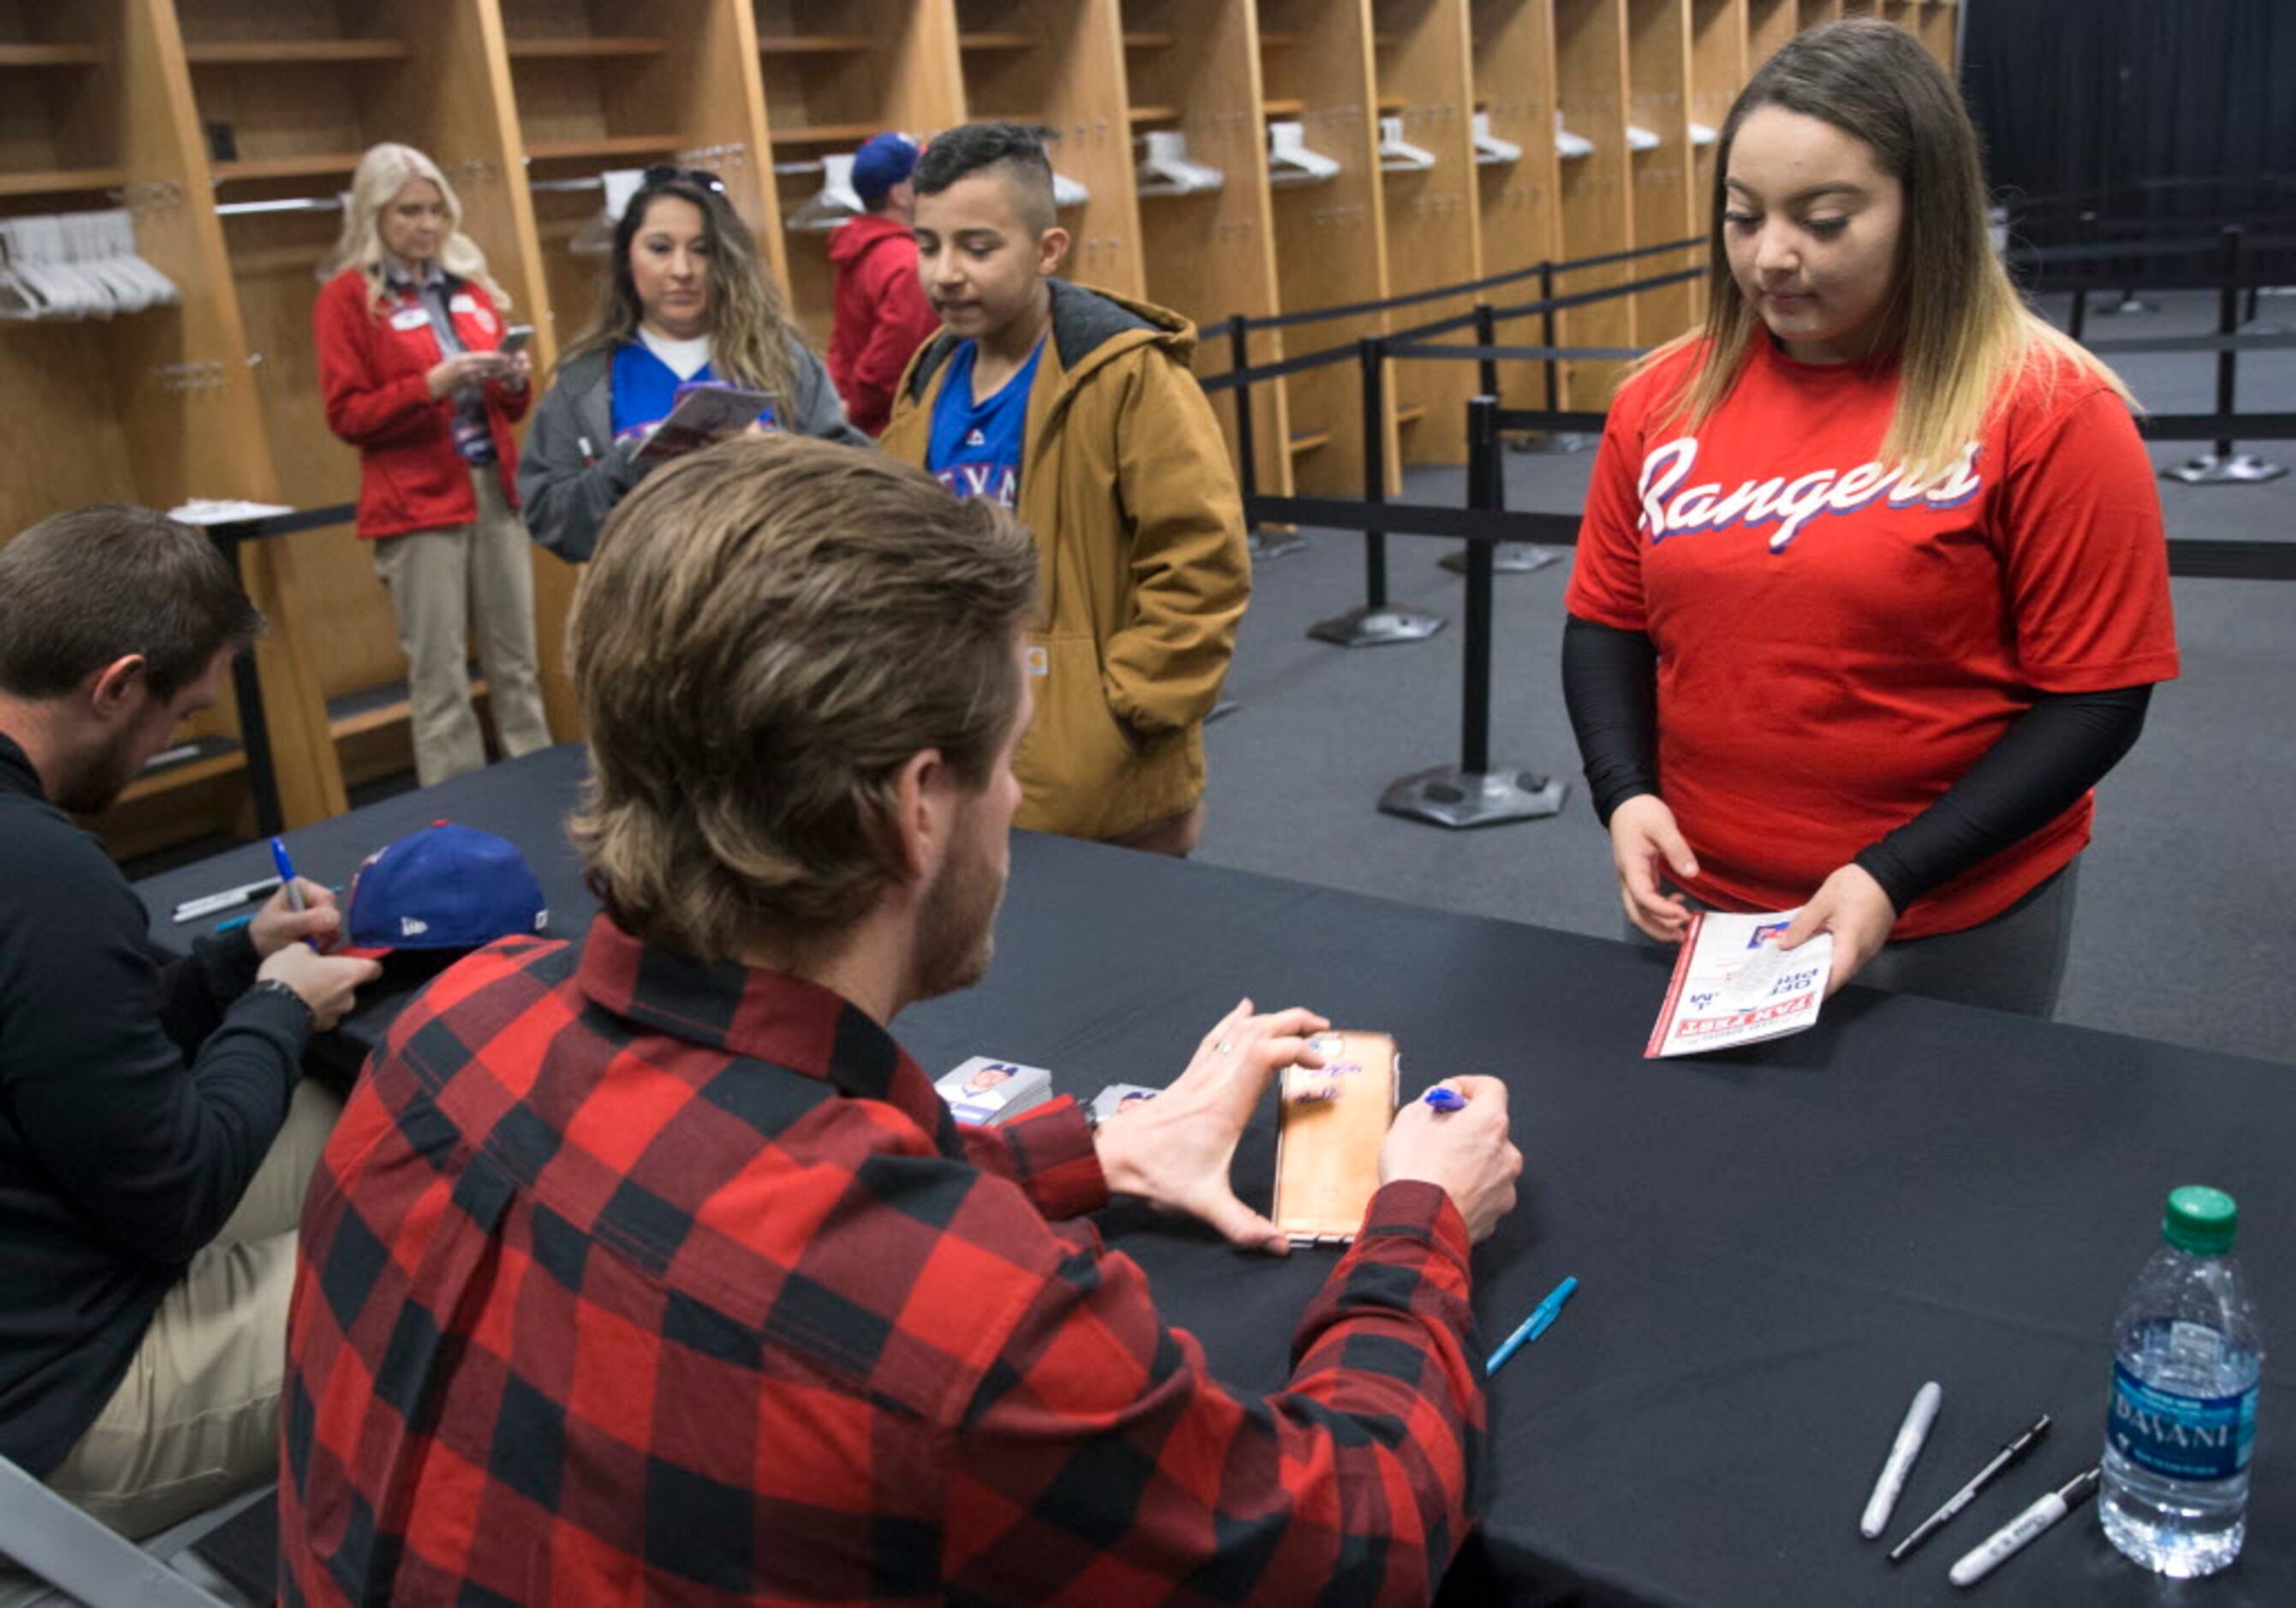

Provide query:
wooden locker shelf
left=958, top=32, right=1043, bottom=50
left=114, top=740, right=247, bottom=808
left=524, top=134, right=682, bottom=160
left=756, top=33, right=877, bottom=52
left=210, top=152, right=362, bottom=182
left=1128, top=104, right=1182, bottom=124
left=182, top=40, right=408, bottom=64
left=504, top=36, right=671, bottom=57
left=0, top=43, right=104, bottom=66
left=1288, top=428, right=1333, bottom=455
left=1122, top=30, right=1176, bottom=48
left=769, top=120, right=895, bottom=145
left=1260, top=97, right=1307, bottom=116
left=0, top=166, right=129, bottom=196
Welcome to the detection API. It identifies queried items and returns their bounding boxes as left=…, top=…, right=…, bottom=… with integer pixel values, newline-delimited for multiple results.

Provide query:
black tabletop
left=139, top=745, right=2292, bottom=1606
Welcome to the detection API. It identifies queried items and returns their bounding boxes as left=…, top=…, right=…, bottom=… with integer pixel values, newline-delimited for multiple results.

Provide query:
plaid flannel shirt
left=282, top=914, right=1485, bottom=1605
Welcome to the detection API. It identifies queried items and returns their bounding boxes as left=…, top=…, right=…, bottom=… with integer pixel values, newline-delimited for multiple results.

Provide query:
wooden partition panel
left=1685, top=0, right=1740, bottom=320
left=1121, top=0, right=1294, bottom=501
left=1918, top=0, right=1954, bottom=72
left=955, top=1, right=1144, bottom=300
left=1746, top=0, right=1794, bottom=64
left=758, top=0, right=964, bottom=344
left=1626, top=0, right=1693, bottom=346
left=1552, top=0, right=1633, bottom=406
left=1375, top=0, right=1480, bottom=466
left=1797, top=0, right=1841, bottom=24
left=1469, top=0, right=1561, bottom=412
left=1258, top=0, right=1391, bottom=496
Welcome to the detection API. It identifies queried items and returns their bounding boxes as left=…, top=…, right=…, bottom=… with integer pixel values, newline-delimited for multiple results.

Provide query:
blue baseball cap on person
left=341, top=821, right=549, bottom=958
left=850, top=133, right=921, bottom=209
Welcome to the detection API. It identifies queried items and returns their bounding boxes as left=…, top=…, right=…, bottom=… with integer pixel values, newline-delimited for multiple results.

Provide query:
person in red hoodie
left=313, top=143, right=554, bottom=788
left=826, top=133, right=942, bottom=437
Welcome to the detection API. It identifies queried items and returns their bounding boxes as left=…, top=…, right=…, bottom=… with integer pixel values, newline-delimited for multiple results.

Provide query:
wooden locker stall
left=756, top=0, right=963, bottom=347
left=1684, top=0, right=1740, bottom=320
left=1918, top=0, right=1954, bottom=72
left=503, top=0, right=782, bottom=342
left=1120, top=0, right=1294, bottom=502
left=1626, top=0, right=1693, bottom=348
left=1256, top=0, right=1393, bottom=495
left=1797, top=0, right=1841, bottom=25
left=2, top=0, right=342, bottom=856
left=1746, top=0, right=1795, bottom=65
left=1373, top=0, right=1481, bottom=467
left=1468, top=0, right=1562, bottom=412
left=1551, top=0, right=1633, bottom=406
left=954, top=0, right=1144, bottom=301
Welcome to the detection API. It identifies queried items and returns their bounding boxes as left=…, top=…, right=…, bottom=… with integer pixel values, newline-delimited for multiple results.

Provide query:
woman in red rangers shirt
left=314, top=144, right=553, bottom=788
left=1563, top=21, right=2179, bottom=1016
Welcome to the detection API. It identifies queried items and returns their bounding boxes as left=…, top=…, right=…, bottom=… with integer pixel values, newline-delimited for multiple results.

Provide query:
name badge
left=449, top=294, right=480, bottom=315
left=390, top=307, right=430, bottom=332
left=1026, top=646, right=1049, bottom=677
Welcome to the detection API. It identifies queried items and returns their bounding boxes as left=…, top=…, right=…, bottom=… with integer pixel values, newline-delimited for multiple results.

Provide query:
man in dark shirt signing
left=0, top=504, right=378, bottom=1534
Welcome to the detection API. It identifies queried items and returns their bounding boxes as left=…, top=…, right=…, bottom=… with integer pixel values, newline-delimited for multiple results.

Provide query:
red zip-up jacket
left=313, top=266, right=527, bottom=539
left=827, top=215, right=941, bottom=438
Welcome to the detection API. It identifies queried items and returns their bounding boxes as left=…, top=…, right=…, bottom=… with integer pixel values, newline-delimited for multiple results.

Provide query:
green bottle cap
left=2162, top=1186, right=2238, bottom=1255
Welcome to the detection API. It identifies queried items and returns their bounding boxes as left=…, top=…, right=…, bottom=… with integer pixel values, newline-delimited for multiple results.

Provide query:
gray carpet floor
left=1197, top=289, right=2296, bottom=1067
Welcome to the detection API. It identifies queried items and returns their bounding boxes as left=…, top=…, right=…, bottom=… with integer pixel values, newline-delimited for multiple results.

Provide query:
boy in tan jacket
left=882, top=122, right=1249, bottom=855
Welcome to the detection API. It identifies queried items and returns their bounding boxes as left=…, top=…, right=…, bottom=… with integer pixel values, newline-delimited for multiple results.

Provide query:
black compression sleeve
left=1561, top=614, right=1661, bottom=826
left=1854, top=684, right=2154, bottom=912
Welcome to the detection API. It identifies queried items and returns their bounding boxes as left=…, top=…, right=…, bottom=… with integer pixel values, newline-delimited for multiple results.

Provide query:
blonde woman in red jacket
left=313, top=143, right=552, bottom=787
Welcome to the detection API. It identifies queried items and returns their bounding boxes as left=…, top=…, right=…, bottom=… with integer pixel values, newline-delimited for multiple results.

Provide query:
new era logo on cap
left=966, top=428, right=987, bottom=447
left=342, top=821, right=548, bottom=958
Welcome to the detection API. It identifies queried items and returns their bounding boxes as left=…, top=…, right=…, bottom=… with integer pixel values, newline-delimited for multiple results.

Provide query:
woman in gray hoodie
left=520, top=168, right=865, bottom=563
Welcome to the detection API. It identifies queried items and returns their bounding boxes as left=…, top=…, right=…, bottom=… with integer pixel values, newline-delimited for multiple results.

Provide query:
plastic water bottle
left=2098, top=1185, right=2263, bottom=1577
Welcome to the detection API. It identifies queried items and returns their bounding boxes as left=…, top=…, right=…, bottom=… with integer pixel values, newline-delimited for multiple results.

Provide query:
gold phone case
left=1271, top=1031, right=1400, bottom=1247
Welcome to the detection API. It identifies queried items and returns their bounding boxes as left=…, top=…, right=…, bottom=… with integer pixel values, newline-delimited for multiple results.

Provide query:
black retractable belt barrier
left=1377, top=397, right=1569, bottom=830
left=2162, top=228, right=2289, bottom=485
left=1306, top=338, right=1445, bottom=647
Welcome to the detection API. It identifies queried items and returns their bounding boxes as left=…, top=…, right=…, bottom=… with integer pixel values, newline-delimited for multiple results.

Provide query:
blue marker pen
left=1487, top=1276, right=1579, bottom=1375
left=1423, top=1087, right=1467, bottom=1113
left=270, top=837, right=306, bottom=914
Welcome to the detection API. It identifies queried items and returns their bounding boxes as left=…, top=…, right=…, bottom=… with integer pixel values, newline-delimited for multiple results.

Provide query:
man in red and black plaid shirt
left=281, top=437, right=1524, bottom=1605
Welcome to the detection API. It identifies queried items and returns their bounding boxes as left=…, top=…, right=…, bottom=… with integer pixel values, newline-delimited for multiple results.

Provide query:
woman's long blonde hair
left=320, top=143, right=510, bottom=313
left=1649, top=20, right=2131, bottom=479
left=558, top=175, right=799, bottom=405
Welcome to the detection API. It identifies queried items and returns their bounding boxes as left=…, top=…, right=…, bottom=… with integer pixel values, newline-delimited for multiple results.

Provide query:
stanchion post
left=2162, top=224, right=2285, bottom=484
left=1361, top=334, right=1389, bottom=611
left=1475, top=302, right=1500, bottom=400
left=1538, top=260, right=1560, bottom=412
left=1306, top=337, right=1445, bottom=645
left=2215, top=225, right=2241, bottom=462
left=205, top=525, right=286, bottom=838
left=1228, top=313, right=1258, bottom=527
left=1374, top=395, right=1568, bottom=829
left=1460, top=397, right=1498, bottom=776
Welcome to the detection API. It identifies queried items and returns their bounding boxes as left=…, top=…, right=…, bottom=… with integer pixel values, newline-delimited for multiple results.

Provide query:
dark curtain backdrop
left=1960, top=0, right=2296, bottom=280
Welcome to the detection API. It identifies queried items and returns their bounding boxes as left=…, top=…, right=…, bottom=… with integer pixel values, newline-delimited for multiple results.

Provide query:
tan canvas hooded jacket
left=883, top=281, right=1250, bottom=841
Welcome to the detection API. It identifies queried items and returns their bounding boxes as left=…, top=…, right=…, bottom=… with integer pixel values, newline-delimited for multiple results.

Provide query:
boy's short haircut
left=913, top=122, right=1059, bottom=234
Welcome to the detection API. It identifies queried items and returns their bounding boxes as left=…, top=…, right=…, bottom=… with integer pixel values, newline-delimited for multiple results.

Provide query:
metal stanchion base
left=2162, top=453, right=2289, bottom=485
left=1206, top=698, right=1241, bottom=724
left=1379, top=765, right=1568, bottom=828
left=1249, top=527, right=1310, bottom=561
left=1506, top=430, right=1598, bottom=455
left=2097, top=295, right=2158, bottom=316
left=1438, top=543, right=1561, bottom=575
left=1307, top=605, right=1448, bottom=647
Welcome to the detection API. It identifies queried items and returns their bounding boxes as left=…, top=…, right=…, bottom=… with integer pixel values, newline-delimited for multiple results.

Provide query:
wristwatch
left=247, top=978, right=315, bottom=1028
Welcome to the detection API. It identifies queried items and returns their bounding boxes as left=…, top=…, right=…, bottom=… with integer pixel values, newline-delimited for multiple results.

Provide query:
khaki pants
left=1106, top=801, right=1207, bottom=859
left=372, top=467, right=555, bottom=789
left=42, top=1080, right=343, bottom=1540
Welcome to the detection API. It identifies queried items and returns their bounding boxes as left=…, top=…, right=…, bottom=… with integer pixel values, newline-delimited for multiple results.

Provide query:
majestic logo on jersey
left=1637, top=435, right=1984, bottom=552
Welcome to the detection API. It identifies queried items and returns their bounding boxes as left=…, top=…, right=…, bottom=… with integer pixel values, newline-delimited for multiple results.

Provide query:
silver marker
left=1860, top=1381, right=1942, bottom=1539
left=1948, top=1468, right=2099, bottom=1588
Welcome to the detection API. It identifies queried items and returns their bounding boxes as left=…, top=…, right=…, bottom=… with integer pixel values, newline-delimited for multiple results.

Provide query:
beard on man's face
left=51, top=728, right=148, bottom=817
left=912, top=821, right=1007, bottom=1003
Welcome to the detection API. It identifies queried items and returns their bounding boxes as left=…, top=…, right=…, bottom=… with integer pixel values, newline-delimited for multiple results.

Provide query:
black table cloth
left=137, top=744, right=2291, bottom=1605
